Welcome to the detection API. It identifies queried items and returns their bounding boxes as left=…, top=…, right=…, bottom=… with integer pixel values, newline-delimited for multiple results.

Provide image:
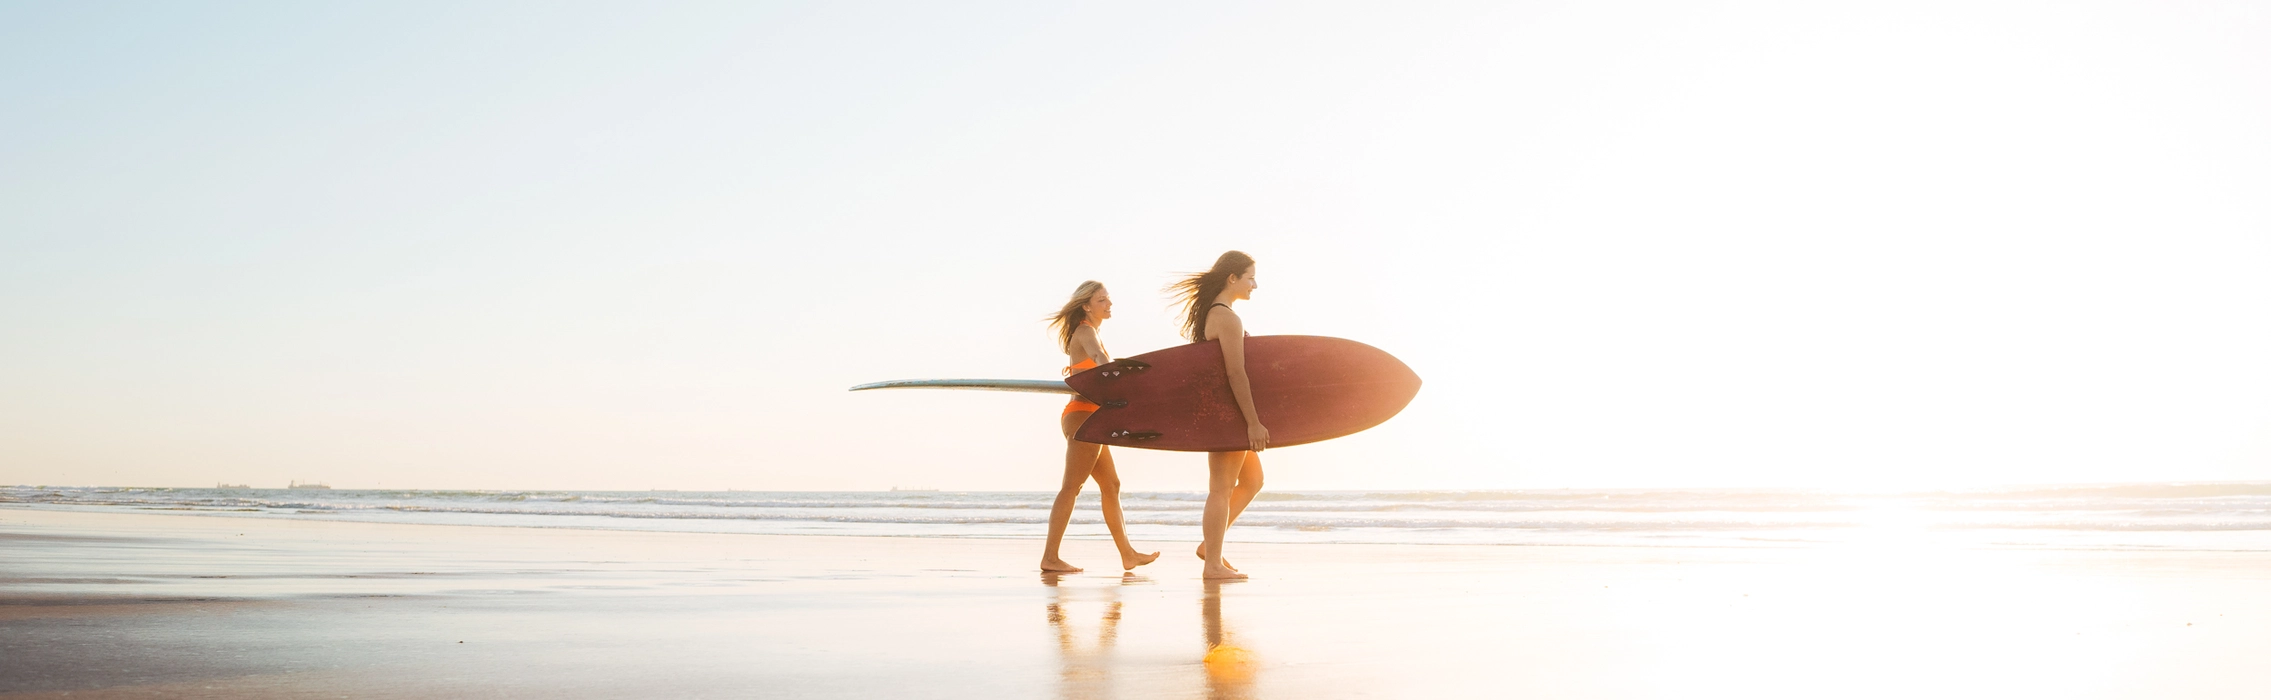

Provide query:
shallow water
left=9, top=483, right=2270, bottom=551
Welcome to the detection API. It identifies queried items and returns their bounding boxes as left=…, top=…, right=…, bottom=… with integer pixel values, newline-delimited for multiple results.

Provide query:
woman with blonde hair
left=1167, top=251, right=1266, bottom=580
left=1040, top=281, right=1161, bottom=573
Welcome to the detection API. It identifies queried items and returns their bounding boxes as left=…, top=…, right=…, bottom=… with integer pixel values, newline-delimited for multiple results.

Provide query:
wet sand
left=4, top=506, right=2267, bottom=699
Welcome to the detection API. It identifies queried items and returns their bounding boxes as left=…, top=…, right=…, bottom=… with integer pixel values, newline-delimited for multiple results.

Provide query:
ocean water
left=7, top=483, right=2271, bottom=551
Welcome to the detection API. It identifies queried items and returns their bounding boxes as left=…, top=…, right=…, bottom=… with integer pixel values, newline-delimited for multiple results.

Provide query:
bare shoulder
left=1072, top=324, right=1110, bottom=363
left=1205, top=306, right=1244, bottom=340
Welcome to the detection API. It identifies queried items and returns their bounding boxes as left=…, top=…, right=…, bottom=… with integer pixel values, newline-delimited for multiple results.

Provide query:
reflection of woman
left=1201, top=579, right=1257, bottom=697
left=1167, top=252, right=1266, bottom=580
left=1041, top=281, right=1161, bottom=573
left=1043, top=574, right=1123, bottom=699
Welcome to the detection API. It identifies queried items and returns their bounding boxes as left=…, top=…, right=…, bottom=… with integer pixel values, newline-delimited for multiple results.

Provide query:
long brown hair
left=1046, top=280, right=1106, bottom=351
left=1166, top=250, right=1254, bottom=342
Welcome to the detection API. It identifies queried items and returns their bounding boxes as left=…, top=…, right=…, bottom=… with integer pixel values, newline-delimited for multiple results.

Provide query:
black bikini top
left=1206, top=303, right=1248, bottom=339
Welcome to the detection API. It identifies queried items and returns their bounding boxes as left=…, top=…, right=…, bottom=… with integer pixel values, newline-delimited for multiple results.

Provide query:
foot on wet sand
left=1203, top=563, right=1248, bottom=580
left=1195, top=546, right=1238, bottom=572
left=1040, top=558, right=1083, bottom=573
left=1121, top=550, right=1161, bottom=570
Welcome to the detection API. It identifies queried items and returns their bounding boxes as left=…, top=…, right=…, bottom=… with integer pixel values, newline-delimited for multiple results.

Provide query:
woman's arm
left=1211, top=312, right=1269, bottom=452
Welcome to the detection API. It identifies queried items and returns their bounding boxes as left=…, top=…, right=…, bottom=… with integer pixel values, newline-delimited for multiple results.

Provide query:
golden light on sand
left=1203, top=644, right=1258, bottom=681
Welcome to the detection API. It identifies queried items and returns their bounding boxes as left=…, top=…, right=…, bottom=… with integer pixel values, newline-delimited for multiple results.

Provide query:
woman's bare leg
left=1201, top=450, right=1247, bottom=579
left=1227, top=451, right=1264, bottom=525
left=1043, top=411, right=1101, bottom=572
left=1089, top=447, right=1160, bottom=570
left=1198, top=451, right=1265, bottom=570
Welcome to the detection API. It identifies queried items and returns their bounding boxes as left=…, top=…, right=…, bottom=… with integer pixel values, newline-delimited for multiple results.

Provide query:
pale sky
left=4, top=0, right=2267, bottom=492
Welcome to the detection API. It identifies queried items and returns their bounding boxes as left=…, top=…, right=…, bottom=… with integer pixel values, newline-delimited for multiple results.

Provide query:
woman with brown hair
left=1040, top=281, right=1161, bottom=573
left=1167, top=251, right=1266, bottom=580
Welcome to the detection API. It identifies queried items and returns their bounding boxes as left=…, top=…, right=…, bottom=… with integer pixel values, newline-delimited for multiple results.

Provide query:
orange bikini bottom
left=1062, top=359, right=1100, bottom=415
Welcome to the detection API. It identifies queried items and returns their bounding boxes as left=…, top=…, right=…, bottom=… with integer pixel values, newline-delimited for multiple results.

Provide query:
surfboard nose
left=848, top=379, right=1078, bottom=395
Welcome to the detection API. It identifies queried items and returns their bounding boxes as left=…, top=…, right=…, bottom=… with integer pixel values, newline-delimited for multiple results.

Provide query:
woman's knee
left=1058, top=467, right=1093, bottom=493
left=1207, top=469, right=1239, bottom=491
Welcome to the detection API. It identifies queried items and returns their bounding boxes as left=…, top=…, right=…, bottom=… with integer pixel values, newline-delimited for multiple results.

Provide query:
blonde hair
left=1046, top=280, right=1106, bottom=351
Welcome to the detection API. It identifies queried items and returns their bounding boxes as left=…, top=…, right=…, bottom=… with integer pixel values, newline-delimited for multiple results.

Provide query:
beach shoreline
left=14, top=483, right=2271, bottom=552
left=5, top=506, right=2268, bottom=699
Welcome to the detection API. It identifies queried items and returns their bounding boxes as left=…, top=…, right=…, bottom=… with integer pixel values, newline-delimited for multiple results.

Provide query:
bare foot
left=1040, top=558, right=1083, bottom=573
left=1195, top=545, right=1237, bottom=572
left=1121, top=550, right=1160, bottom=570
left=1203, top=563, right=1248, bottom=580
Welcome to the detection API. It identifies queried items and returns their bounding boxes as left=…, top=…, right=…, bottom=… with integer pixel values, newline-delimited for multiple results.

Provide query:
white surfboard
left=849, top=379, right=1078, bottom=394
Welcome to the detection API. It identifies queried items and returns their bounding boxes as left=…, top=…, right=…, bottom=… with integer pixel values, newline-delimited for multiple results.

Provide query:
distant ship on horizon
left=288, top=481, right=332, bottom=490
left=215, top=483, right=250, bottom=489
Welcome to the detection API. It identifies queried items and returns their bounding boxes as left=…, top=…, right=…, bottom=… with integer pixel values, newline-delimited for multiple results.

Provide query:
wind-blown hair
left=1166, top=250, right=1255, bottom=342
left=1046, top=280, right=1107, bottom=351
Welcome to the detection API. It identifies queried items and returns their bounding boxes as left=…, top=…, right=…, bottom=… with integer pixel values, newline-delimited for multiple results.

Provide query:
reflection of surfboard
left=851, top=335, right=1420, bottom=453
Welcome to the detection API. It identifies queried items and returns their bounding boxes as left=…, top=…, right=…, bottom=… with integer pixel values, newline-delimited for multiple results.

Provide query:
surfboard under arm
left=848, top=379, right=1078, bottom=395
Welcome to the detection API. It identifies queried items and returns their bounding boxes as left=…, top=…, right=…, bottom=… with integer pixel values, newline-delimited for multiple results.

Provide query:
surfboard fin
left=1091, top=358, right=1152, bottom=379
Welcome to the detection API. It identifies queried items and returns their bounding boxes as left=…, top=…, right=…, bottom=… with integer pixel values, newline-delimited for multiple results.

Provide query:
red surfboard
left=1067, top=335, right=1421, bottom=452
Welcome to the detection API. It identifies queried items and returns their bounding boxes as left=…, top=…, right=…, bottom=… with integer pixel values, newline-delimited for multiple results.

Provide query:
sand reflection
left=1201, top=579, right=1257, bottom=699
left=1039, top=573, right=1260, bottom=699
left=1043, top=572, right=1131, bottom=700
